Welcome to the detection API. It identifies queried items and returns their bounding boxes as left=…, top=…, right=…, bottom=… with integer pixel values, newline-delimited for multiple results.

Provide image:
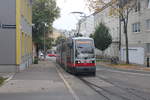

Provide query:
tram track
left=78, top=75, right=150, bottom=100
left=78, top=76, right=131, bottom=100
left=96, top=75, right=149, bottom=100
left=79, top=77, right=111, bottom=100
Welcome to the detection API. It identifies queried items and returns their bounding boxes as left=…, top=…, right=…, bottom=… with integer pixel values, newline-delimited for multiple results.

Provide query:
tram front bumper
left=74, top=66, right=96, bottom=73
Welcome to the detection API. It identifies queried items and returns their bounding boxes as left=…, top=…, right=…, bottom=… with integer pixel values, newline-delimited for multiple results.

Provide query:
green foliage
left=45, top=38, right=54, bottom=50
left=37, top=37, right=54, bottom=50
left=93, top=23, right=112, bottom=51
left=0, top=77, right=6, bottom=85
left=32, top=0, right=60, bottom=49
left=55, top=36, right=66, bottom=45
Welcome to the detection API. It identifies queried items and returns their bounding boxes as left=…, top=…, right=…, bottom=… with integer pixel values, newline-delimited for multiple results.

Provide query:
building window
left=148, top=0, right=150, bottom=8
left=132, top=23, right=140, bottom=32
left=146, top=43, right=150, bottom=53
left=146, top=19, right=150, bottom=30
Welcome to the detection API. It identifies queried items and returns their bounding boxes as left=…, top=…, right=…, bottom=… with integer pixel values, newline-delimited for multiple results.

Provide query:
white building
left=79, top=15, right=95, bottom=37
left=121, top=0, right=150, bottom=65
left=90, top=0, right=150, bottom=65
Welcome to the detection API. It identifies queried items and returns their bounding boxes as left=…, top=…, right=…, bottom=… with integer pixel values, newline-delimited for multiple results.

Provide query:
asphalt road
left=0, top=57, right=150, bottom=100
left=59, top=65, right=150, bottom=100
left=87, top=65, right=150, bottom=100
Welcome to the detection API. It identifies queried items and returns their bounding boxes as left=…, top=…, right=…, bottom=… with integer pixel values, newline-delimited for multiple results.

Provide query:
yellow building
left=0, top=0, right=32, bottom=72
left=17, top=0, right=32, bottom=71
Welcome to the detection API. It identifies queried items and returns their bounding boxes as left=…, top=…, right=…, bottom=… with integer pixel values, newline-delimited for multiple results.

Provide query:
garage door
left=121, top=47, right=144, bottom=64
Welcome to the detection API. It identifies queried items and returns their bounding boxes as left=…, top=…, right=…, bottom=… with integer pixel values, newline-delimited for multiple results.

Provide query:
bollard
left=147, top=57, right=149, bottom=67
left=34, top=56, right=38, bottom=64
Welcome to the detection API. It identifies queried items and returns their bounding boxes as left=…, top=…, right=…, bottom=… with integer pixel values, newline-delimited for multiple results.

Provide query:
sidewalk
left=97, top=61, right=150, bottom=72
left=0, top=61, right=73, bottom=100
left=0, top=73, right=14, bottom=79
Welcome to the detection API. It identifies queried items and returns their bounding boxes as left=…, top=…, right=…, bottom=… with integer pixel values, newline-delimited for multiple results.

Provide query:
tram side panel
left=66, top=43, right=75, bottom=72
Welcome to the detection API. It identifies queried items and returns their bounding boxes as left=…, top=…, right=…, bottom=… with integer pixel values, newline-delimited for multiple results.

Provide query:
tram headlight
left=75, top=60, right=81, bottom=64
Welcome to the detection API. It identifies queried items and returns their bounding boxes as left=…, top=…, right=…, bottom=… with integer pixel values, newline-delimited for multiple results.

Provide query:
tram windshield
left=75, top=39, right=95, bottom=59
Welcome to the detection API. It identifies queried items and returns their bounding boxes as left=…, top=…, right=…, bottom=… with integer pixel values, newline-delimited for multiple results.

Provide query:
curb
left=97, top=63, right=150, bottom=74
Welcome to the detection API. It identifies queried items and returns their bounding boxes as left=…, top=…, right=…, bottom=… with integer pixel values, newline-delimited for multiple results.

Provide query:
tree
left=45, top=38, right=54, bottom=50
left=86, top=0, right=137, bottom=64
left=55, top=35, right=66, bottom=45
left=32, top=0, right=60, bottom=56
left=93, top=23, right=112, bottom=52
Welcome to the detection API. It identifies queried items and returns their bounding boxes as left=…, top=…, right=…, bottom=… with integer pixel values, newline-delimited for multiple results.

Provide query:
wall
left=20, top=0, right=32, bottom=70
left=0, top=0, right=16, bottom=64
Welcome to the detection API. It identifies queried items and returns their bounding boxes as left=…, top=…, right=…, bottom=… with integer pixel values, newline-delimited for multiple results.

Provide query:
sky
left=53, top=0, right=91, bottom=31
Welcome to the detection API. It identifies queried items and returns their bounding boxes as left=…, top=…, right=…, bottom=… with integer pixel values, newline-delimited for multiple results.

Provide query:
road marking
left=55, top=66, right=80, bottom=100
left=4, top=74, right=15, bottom=83
left=97, top=68, right=150, bottom=76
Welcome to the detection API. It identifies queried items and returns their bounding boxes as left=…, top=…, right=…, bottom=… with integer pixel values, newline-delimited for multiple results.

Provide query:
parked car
left=47, top=54, right=57, bottom=57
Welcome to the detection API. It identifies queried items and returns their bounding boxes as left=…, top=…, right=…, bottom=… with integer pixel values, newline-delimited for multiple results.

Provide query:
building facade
left=79, top=15, right=95, bottom=37
left=121, top=0, right=150, bottom=65
left=93, top=0, right=150, bottom=65
left=0, top=0, right=32, bottom=72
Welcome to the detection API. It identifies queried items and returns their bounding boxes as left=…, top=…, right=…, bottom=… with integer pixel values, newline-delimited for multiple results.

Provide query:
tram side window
left=66, top=46, right=70, bottom=56
left=71, top=49, right=74, bottom=63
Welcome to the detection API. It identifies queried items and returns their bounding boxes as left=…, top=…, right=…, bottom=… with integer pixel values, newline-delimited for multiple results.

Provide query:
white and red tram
left=56, top=37, right=96, bottom=75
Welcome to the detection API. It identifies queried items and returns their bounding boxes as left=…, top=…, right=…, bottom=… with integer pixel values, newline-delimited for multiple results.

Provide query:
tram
left=56, top=37, right=96, bottom=75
